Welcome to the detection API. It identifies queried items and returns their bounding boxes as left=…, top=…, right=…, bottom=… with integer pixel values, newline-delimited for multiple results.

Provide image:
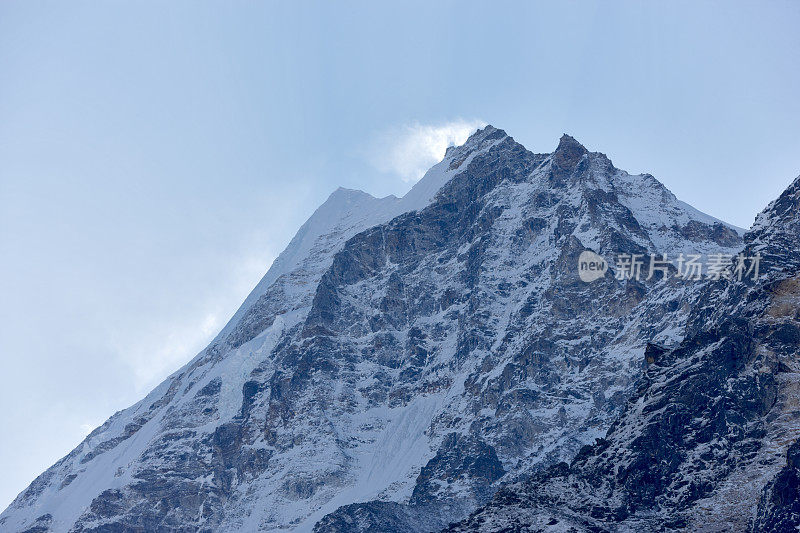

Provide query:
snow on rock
left=0, top=127, right=749, bottom=533
left=447, top=170, right=800, bottom=533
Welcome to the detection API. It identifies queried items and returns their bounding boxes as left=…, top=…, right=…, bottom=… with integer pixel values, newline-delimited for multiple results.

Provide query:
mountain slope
left=447, top=175, right=800, bottom=532
left=0, top=127, right=745, bottom=533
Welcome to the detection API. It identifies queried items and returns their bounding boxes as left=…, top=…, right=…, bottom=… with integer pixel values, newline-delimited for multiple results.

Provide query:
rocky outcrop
left=447, top=176, right=800, bottom=532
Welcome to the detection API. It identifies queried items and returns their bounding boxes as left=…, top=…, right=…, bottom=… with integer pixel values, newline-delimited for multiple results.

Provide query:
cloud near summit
left=368, top=119, right=486, bottom=183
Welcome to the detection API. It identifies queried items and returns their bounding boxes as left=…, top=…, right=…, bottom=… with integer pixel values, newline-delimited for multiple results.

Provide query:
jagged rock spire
left=553, top=133, right=588, bottom=171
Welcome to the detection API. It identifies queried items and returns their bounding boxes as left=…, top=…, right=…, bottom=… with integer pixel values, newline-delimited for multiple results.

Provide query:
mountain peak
left=442, top=124, right=505, bottom=159
left=1, top=124, right=758, bottom=533
left=746, top=173, right=800, bottom=273
left=464, top=124, right=507, bottom=146
left=552, top=133, right=588, bottom=170
left=557, top=133, right=586, bottom=149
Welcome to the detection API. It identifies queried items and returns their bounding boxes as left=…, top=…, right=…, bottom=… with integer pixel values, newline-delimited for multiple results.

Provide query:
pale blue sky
left=1, top=0, right=799, bottom=510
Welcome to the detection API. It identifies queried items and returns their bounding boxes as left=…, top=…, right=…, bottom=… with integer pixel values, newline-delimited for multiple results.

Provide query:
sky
left=1, top=0, right=799, bottom=511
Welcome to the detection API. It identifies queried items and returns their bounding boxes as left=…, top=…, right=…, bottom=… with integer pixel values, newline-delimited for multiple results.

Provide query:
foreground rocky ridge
left=448, top=175, right=800, bottom=532
left=1, top=127, right=747, bottom=532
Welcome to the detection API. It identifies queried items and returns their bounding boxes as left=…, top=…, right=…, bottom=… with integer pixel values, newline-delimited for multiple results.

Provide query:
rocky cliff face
left=447, top=176, right=800, bottom=532
left=0, top=127, right=747, bottom=533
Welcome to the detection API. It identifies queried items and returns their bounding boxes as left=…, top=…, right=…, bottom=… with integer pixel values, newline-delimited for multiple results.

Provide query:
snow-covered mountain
left=0, top=127, right=749, bottom=533
left=448, top=175, right=800, bottom=532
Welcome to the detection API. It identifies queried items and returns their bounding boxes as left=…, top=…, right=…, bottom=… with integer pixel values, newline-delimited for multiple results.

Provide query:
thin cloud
left=111, top=312, right=222, bottom=393
left=109, top=246, right=279, bottom=395
left=370, top=119, right=486, bottom=183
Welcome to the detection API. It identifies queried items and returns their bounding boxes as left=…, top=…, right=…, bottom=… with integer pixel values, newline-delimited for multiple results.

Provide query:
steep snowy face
left=448, top=176, right=800, bottom=533
left=0, top=127, right=744, bottom=533
left=212, top=126, right=509, bottom=355
left=0, top=126, right=506, bottom=533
